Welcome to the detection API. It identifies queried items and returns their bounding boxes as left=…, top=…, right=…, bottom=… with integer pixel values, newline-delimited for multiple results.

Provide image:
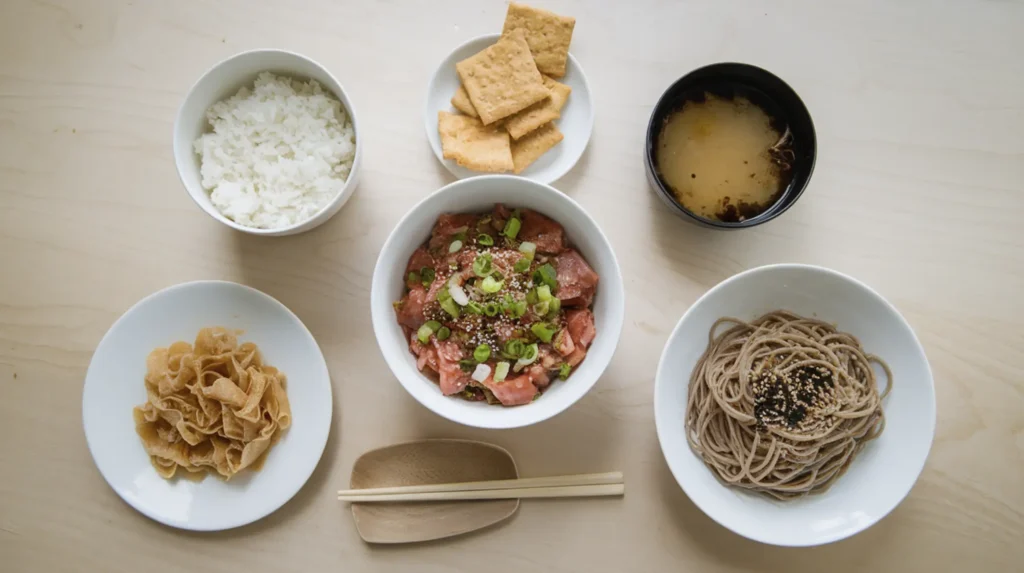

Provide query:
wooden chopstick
left=338, top=482, right=624, bottom=503
left=337, top=471, right=623, bottom=498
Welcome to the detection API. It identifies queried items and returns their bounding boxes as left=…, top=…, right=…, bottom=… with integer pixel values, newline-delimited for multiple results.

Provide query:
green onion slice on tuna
left=503, top=217, right=521, bottom=239
left=513, top=343, right=540, bottom=372
left=548, top=297, right=561, bottom=315
left=480, top=276, right=504, bottom=293
left=417, top=321, right=441, bottom=343
left=519, top=241, right=536, bottom=259
left=473, top=253, right=494, bottom=277
left=474, top=344, right=491, bottom=363
left=503, top=339, right=527, bottom=359
left=536, top=284, right=553, bottom=302
left=559, top=363, right=571, bottom=380
left=531, top=322, right=557, bottom=343
left=449, top=240, right=463, bottom=253
left=436, top=326, right=451, bottom=341
left=477, top=234, right=495, bottom=247
left=440, top=298, right=460, bottom=319
left=494, top=361, right=510, bottom=382
left=513, top=257, right=531, bottom=273
left=533, top=263, right=558, bottom=291
left=420, top=267, right=435, bottom=286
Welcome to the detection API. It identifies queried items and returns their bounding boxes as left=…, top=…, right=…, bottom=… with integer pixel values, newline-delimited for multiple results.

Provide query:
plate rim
left=81, top=279, right=333, bottom=531
left=653, top=263, right=937, bottom=546
left=422, top=33, right=594, bottom=184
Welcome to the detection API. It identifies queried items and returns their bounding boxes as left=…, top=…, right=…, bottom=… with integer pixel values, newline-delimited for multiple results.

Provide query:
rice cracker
left=511, top=122, right=564, bottom=174
left=456, top=30, right=549, bottom=125
left=502, top=2, right=576, bottom=78
left=438, top=111, right=513, bottom=172
left=505, top=75, right=572, bottom=140
left=450, top=85, right=478, bottom=118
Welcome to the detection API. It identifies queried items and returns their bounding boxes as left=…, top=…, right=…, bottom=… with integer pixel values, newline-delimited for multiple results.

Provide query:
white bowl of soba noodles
left=654, top=264, right=935, bottom=546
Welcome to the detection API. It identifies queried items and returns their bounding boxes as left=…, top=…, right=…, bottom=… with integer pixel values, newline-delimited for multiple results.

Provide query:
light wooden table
left=2, top=0, right=1022, bottom=571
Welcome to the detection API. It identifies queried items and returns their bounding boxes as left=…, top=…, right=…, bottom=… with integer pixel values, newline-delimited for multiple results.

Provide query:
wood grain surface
left=1, top=0, right=1022, bottom=571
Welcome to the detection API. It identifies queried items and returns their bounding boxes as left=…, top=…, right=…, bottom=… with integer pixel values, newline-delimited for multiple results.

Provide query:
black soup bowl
left=644, top=63, right=816, bottom=229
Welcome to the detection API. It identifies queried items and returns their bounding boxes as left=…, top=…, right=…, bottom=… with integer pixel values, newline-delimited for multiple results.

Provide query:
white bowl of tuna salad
left=174, top=49, right=362, bottom=236
left=371, top=175, right=625, bottom=429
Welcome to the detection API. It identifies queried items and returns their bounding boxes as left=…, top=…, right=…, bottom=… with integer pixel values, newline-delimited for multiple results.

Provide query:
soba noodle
left=685, top=310, right=892, bottom=499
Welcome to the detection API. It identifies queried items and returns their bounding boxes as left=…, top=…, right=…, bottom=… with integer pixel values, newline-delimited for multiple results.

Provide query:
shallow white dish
left=82, top=281, right=333, bottom=531
left=654, top=264, right=935, bottom=547
left=424, top=34, right=594, bottom=184
left=173, top=49, right=363, bottom=236
left=371, top=175, right=623, bottom=429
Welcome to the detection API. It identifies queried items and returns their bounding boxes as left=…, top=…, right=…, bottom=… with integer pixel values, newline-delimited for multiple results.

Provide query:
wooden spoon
left=349, top=439, right=520, bottom=544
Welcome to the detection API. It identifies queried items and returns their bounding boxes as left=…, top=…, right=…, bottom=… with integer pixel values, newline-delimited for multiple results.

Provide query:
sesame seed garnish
left=753, top=365, right=836, bottom=432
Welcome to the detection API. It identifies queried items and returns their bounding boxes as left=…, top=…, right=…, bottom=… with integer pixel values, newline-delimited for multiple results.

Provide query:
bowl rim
left=370, top=174, right=624, bottom=429
left=422, top=33, right=595, bottom=184
left=644, top=62, right=817, bottom=229
left=172, top=48, right=363, bottom=236
left=653, top=263, right=936, bottom=546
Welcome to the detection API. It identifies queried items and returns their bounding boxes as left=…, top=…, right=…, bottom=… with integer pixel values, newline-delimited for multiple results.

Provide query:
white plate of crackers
left=424, top=2, right=593, bottom=184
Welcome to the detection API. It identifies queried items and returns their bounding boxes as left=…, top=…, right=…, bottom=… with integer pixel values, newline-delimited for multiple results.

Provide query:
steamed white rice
left=193, top=72, right=356, bottom=229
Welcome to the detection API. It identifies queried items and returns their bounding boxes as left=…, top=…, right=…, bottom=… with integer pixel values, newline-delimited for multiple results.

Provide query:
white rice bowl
left=193, top=72, right=356, bottom=230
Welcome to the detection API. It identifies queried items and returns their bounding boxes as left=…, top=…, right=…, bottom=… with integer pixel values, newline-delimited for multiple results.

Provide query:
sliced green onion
left=533, top=263, right=558, bottom=291
left=503, top=339, right=525, bottom=359
left=494, top=361, right=510, bottom=382
left=407, top=270, right=421, bottom=286
left=436, top=326, right=451, bottom=341
left=420, top=267, right=435, bottom=286
left=458, top=359, right=476, bottom=372
left=513, top=300, right=528, bottom=318
left=519, top=241, right=537, bottom=259
left=503, top=216, right=521, bottom=239
left=448, top=240, right=463, bottom=253
left=454, top=229, right=468, bottom=242
left=440, top=298, right=461, bottom=319
left=417, top=321, right=440, bottom=343
left=477, top=234, right=494, bottom=247
left=548, top=297, right=561, bottom=315
left=473, top=344, right=491, bottom=363
left=514, top=257, right=531, bottom=273
left=465, top=301, right=484, bottom=315
left=536, top=284, right=553, bottom=302
left=480, top=276, right=504, bottom=293
left=436, top=284, right=452, bottom=302
left=521, top=343, right=539, bottom=362
left=472, top=253, right=493, bottom=277
left=483, top=302, right=500, bottom=317
left=531, top=322, right=557, bottom=343
left=533, top=301, right=550, bottom=317
left=526, top=289, right=539, bottom=304
left=514, top=343, right=539, bottom=372
left=559, top=363, right=571, bottom=380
